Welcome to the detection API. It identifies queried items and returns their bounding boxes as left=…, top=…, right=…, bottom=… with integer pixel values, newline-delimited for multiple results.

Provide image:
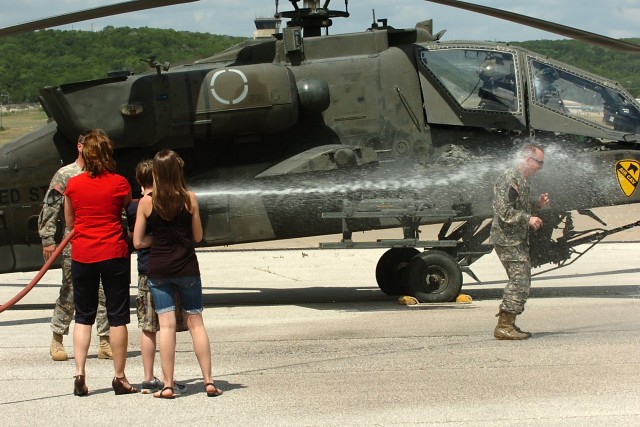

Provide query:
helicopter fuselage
left=1, top=20, right=639, bottom=284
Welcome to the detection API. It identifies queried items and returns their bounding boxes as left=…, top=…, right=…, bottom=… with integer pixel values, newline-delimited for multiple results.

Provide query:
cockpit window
left=531, top=59, right=640, bottom=134
left=419, top=48, right=519, bottom=112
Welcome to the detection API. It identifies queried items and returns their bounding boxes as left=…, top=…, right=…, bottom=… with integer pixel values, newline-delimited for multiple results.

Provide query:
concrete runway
left=0, top=209, right=639, bottom=425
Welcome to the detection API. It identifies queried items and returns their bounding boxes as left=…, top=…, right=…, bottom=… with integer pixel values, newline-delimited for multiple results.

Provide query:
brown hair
left=81, top=129, right=116, bottom=177
left=152, top=150, right=191, bottom=221
left=135, top=159, right=154, bottom=189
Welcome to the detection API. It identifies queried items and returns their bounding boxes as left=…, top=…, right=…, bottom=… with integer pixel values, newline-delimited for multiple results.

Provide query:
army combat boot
left=50, top=333, right=69, bottom=361
left=494, top=311, right=529, bottom=340
left=98, top=336, right=113, bottom=360
left=495, top=311, right=532, bottom=338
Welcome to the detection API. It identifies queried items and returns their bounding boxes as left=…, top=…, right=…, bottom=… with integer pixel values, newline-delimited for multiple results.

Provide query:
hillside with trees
left=0, top=27, right=245, bottom=103
left=2, top=28, right=640, bottom=102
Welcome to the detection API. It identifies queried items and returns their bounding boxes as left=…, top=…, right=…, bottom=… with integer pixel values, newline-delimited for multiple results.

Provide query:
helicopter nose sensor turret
left=297, top=79, right=330, bottom=114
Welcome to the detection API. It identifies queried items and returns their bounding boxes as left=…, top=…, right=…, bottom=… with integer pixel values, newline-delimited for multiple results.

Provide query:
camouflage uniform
left=137, top=274, right=188, bottom=333
left=490, top=166, right=534, bottom=315
left=38, top=161, right=109, bottom=336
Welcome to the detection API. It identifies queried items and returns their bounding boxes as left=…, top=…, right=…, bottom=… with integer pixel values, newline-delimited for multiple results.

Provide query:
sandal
left=205, top=382, right=223, bottom=397
left=154, top=386, right=175, bottom=399
left=112, top=376, right=139, bottom=395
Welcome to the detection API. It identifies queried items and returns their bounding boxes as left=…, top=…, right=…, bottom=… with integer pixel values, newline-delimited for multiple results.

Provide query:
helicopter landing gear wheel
left=375, top=248, right=420, bottom=295
left=406, top=250, right=462, bottom=303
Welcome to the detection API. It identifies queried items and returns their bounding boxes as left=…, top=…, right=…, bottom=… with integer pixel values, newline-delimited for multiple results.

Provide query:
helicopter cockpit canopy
left=418, top=48, right=519, bottom=113
left=530, top=59, right=640, bottom=135
left=417, top=43, right=640, bottom=141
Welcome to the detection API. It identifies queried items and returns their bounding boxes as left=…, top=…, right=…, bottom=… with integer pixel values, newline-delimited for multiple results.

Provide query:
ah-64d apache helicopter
left=1, top=0, right=639, bottom=303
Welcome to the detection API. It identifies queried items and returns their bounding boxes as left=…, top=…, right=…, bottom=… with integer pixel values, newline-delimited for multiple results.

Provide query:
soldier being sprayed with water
left=491, top=143, right=550, bottom=340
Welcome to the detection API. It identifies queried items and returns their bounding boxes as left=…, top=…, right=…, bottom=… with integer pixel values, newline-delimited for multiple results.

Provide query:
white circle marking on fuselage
left=210, top=69, right=249, bottom=105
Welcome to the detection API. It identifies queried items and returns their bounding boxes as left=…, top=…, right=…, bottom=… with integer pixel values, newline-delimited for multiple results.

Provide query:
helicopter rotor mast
left=277, top=0, right=349, bottom=37
left=425, top=0, right=640, bottom=53
left=0, top=0, right=199, bottom=38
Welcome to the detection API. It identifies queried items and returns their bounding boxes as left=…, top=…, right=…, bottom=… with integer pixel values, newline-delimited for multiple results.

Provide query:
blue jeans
left=147, top=276, right=203, bottom=315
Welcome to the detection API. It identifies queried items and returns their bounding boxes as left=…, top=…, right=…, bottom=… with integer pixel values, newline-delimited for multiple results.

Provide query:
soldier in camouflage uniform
left=38, top=132, right=112, bottom=361
left=491, top=143, right=550, bottom=340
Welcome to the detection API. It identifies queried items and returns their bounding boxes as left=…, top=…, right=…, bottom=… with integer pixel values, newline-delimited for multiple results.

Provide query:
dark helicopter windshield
left=530, top=59, right=640, bottom=134
left=418, top=48, right=520, bottom=113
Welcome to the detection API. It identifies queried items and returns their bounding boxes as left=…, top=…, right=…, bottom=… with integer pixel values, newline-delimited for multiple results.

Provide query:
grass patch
left=0, top=109, right=49, bottom=146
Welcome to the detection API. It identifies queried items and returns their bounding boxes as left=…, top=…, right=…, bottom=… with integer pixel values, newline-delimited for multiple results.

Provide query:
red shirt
left=66, top=171, right=130, bottom=263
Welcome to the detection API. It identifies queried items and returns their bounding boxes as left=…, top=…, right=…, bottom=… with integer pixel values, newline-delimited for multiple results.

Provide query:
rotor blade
left=425, top=0, right=640, bottom=53
left=0, top=0, right=199, bottom=38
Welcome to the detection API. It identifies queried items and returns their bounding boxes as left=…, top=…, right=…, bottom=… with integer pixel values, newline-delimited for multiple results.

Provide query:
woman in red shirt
left=64, top=130, right=135, bottom=396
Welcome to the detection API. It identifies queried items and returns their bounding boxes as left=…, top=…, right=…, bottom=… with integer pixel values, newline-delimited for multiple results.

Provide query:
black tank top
left=147, top=207, right=200, bottom=279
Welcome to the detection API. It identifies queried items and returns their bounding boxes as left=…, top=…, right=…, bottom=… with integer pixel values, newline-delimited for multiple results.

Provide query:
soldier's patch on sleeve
left=45, top=184, right=65, bottom=206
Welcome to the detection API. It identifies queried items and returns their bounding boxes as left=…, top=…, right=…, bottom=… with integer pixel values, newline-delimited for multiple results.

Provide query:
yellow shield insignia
left=615, top=160, right=639, bottom=197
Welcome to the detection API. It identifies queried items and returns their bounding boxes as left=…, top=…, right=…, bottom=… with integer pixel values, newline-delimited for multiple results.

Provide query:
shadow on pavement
left=6, top=283, right=638, bottom=312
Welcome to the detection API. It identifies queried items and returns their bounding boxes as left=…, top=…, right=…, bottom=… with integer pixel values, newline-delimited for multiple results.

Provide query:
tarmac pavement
left=0, top=229, right=639, bottom=425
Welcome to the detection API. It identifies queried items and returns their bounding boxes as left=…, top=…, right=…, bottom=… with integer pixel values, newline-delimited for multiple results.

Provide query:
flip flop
left=154, top=386, right=175, bottom=399
left=205, top=382, right=223, bottom=397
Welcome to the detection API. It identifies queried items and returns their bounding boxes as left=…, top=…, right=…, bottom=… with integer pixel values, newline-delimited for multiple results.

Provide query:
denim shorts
left=147, top=275, right=203, bottom=315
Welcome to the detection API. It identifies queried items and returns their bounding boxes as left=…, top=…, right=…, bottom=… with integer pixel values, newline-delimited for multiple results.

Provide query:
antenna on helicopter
left=370, top=9, right=378, bottom=30
left=368, top=10, right=389, bottom=31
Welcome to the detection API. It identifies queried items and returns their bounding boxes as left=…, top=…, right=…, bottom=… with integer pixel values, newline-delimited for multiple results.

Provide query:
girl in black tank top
left=132, top=150, right=222, bottom=399
left=147, top=208, right=199, bottom=279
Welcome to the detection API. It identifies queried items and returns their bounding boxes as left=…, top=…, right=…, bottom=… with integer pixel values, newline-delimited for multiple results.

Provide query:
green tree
left=0, top=28, right=244, bottom=102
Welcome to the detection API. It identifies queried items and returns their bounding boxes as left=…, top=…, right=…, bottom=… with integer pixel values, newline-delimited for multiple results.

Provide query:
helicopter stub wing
left=0, top=0, right=199, bottom=38
left=425, top=0, right=640, bottom=53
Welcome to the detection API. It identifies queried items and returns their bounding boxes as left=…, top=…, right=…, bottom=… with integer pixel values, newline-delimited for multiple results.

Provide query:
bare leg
left=141, top=330, right=157, bottom=381
left=186, top=313, right=212, bottom=384
left=157, top=311, right=177, bottom=389
left=73, top=323, right=92, bottom=376
left=109, top=325, right=128, bottom=378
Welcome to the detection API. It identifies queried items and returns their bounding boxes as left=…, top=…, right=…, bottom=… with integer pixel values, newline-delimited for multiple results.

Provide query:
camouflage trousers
left=494, top=243, right=531, bottom=315
left=136, top=274, right=188, bottom=333
left=50, top=254, right=109, bottom=336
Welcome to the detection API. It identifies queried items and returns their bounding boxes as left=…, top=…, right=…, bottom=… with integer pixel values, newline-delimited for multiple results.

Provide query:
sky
left=1, top=0, right=640, bottom=43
